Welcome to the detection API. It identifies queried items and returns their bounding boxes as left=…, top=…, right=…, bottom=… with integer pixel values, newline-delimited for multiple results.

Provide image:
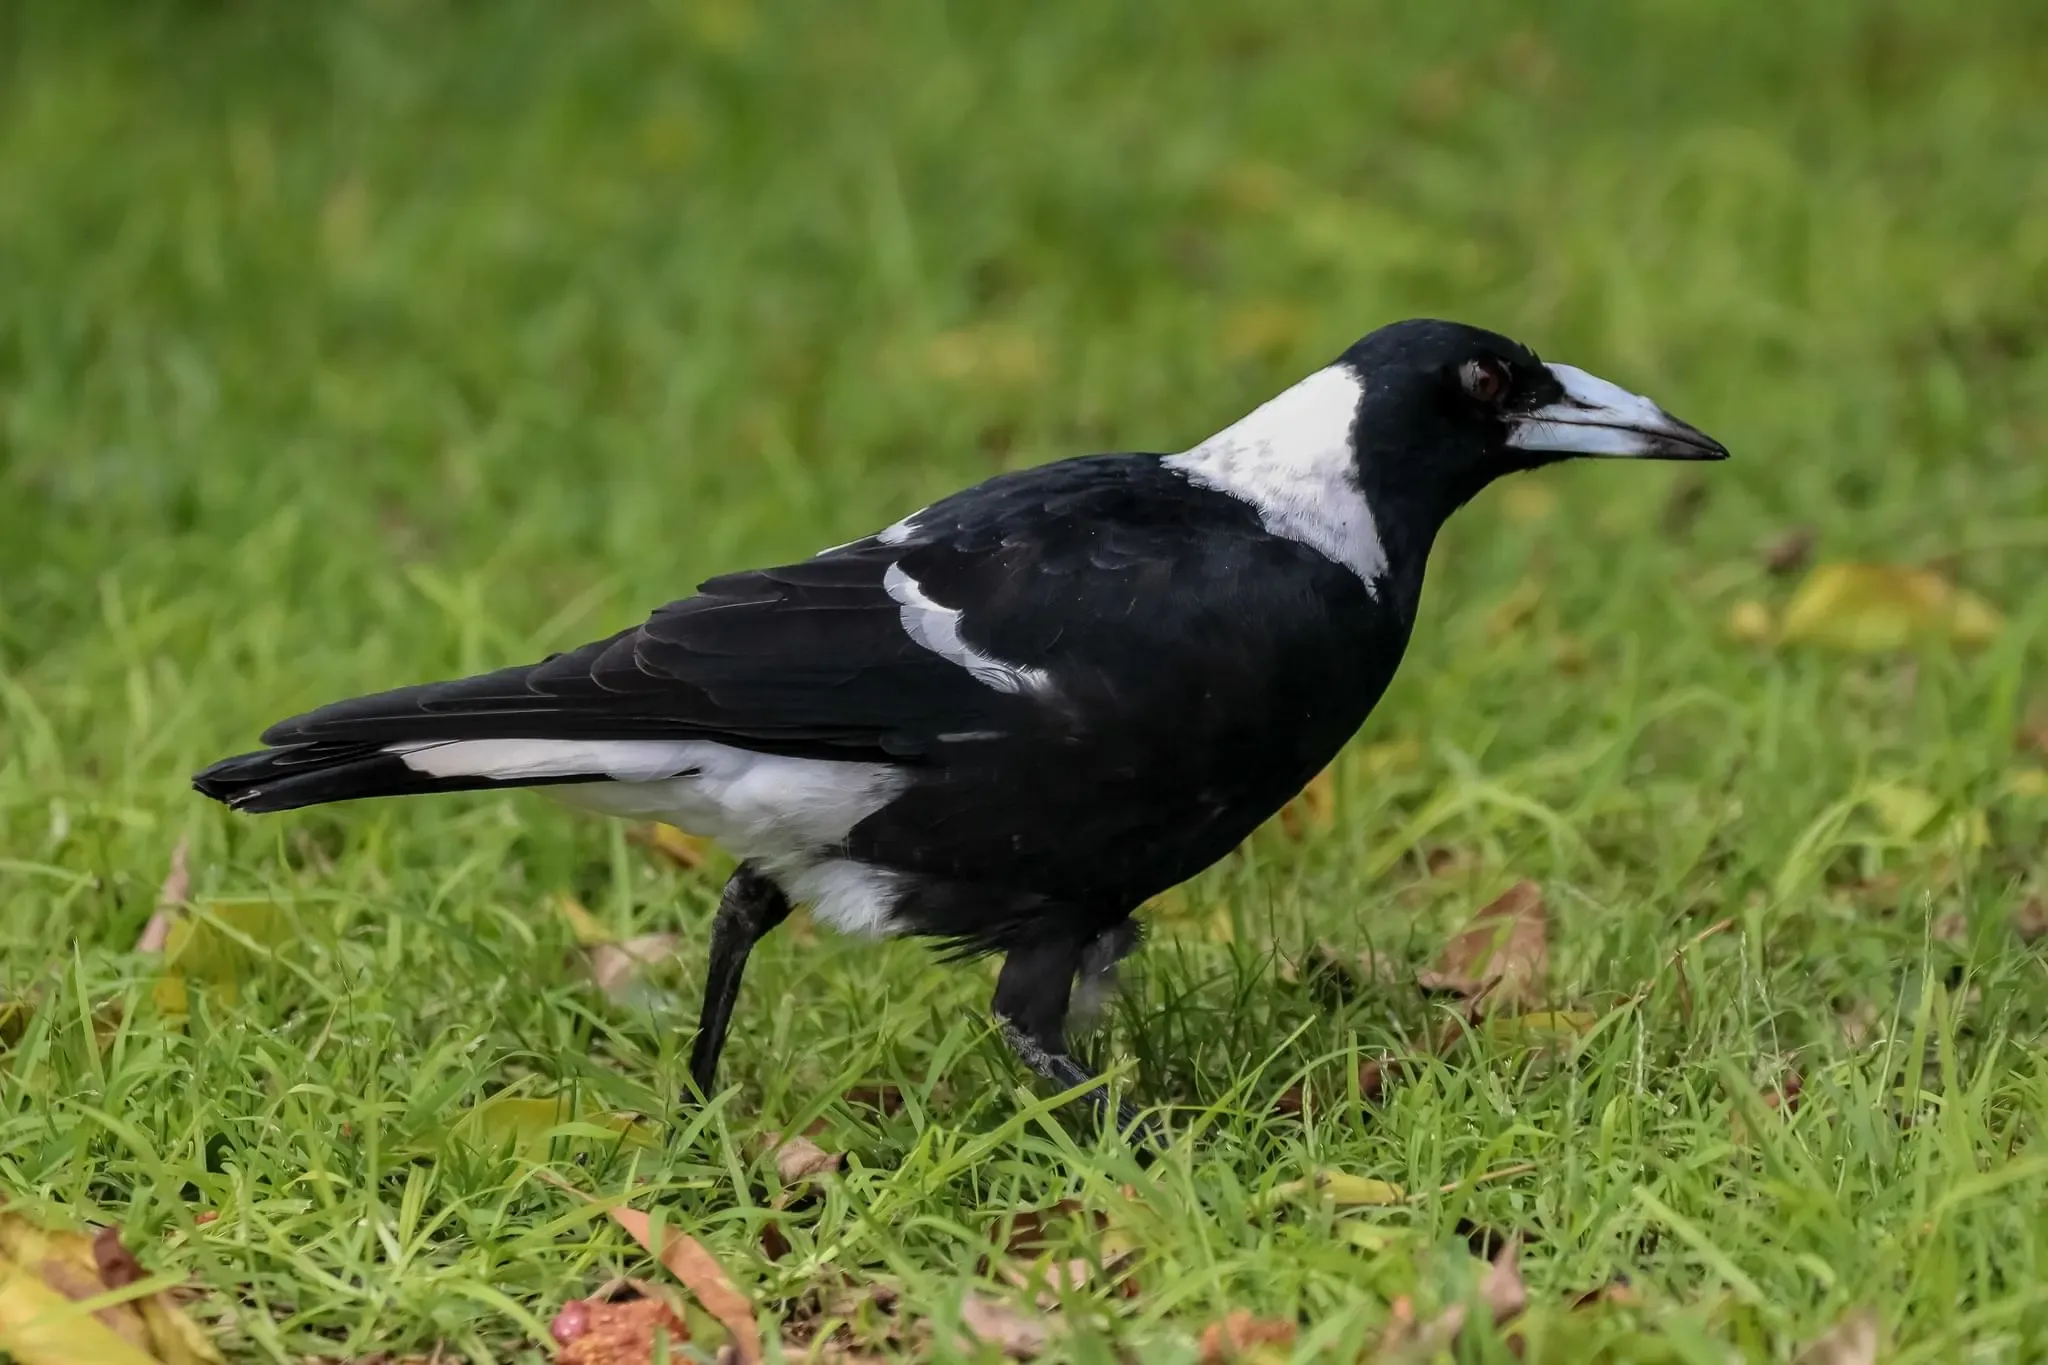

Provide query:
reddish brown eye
left=1460, top=358, right=1509, bottom=404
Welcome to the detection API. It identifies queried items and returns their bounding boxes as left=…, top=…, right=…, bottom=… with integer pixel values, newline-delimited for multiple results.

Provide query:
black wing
left=252, top=454, right=1294, bottom=764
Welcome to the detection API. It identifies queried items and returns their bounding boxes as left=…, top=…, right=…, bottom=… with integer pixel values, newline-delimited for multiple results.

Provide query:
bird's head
left=1341, top=318, right=1727, bottom=522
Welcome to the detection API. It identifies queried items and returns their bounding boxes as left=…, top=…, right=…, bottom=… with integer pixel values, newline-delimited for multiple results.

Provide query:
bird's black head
left=1338, top=318, right=1728, bottom=527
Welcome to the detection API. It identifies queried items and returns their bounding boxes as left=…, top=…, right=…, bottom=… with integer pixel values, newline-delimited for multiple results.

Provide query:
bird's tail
left=191, top=742, right=562, bottom=814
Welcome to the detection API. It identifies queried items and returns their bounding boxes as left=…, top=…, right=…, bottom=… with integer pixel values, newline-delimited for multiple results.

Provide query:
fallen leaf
left=1480, top=1239, right=1527, bottom=1325
left=1760, top=527, right=1816, bottom=576
left=1866, top=782, right=1940, bottom=840
left=956, top=1293, right=1050, bottom=1359
left=438, top=1096, right=655, bottom=1160
left=1275, top=766, right=1337, bottom=840
left=1376, top=1294, right=1466, bottom=1362
left=1793, top=1307, right=1881, bottom=1365
left=1197, top=1308, right=1296, bottom=1363
left=761, top=1131, right=842, bottom=1184
left=552, top=1281, right=690, bottom=1365
left=2003, top=769, right=2048, bottom=799
left=1480, top=1010, right=1597, bottom=1050
left=1725, top=599, right=1775, bottom=646
left=1260, top=1170, right=1405, bottom=1211
left=1485, top=578, right=1544, bottom=637
left=587, top=1206, right=761, bottom=1365
left=1780, top=563, right=2002, bottom=652
left=1661, top=476, right=1709, bottom=534
left=136, top=835, right=191, bottom=953
left=150, top=901, right=293, bottom=1017
left=2013, top=898, right=2048, bottom=943
left=1837, top=1002, right=1882, bottom=1048
left=553, top=894, right=615, bottom=947
left=1416, top=881, right=1548, bottom=1014
left=843, top=1085, right=904, bottom=1116
left=1932, top=912, right=1967, bottom=945
left=586, top=935, right=683, bottom=1003
left=629, top=823, right=714, bottom=871
left=1356, top=738, right=1424, bottom=776
left=0, top=998, right=29, bottom=1051
left=0, top=1209, right=224, bottom=1365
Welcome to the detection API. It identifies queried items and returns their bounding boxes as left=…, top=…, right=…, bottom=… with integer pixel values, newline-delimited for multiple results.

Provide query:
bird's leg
left=685, top=861, right=792, bottom=1102
left=994, top=936, right=1158, bottom=1145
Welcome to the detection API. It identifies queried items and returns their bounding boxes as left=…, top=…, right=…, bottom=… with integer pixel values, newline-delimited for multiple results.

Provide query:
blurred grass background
left=3, top=0, right=2047, bottom=1360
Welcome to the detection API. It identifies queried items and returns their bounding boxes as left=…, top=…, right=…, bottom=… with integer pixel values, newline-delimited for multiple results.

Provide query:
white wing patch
left=1164, top=363, right=1389, bottom=590
left=390, top=739, right=697, bottom=783
left=883, top=562, right=1051, bottom=695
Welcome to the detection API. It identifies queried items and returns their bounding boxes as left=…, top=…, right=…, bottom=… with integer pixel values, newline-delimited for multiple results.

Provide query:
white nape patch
left=1507, top=363, right=1677, bottom=456
left=883, top=562, right=1051, bottom=695
left=1164, top=364, right=1388, bottom=589
left=391, top=738, right=697, bottom=783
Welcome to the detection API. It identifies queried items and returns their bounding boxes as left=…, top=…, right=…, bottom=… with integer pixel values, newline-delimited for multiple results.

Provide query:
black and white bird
left=194, top=319, right=1725, bottom=1132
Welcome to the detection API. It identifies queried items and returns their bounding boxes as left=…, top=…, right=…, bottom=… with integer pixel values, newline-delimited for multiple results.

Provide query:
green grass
left=4, top=0, right=2048, bottom=1360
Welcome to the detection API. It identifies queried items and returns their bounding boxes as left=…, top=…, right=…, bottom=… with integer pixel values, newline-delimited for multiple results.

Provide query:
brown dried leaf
left=597, top=1205, right=761, bottom=1364
left=1793, top=1307, right=1881, bottom=1365
left=629, top=823, right=714, bottom=871
left=1761, top=527, right=1816, bottom=576
left=1416, top=881, right=1547, bottom=1014
left=1197, top=1308, right=1296, bottom=1363
left=137, top=835, right=191, bottom=953
left=1275, top=766, right=1337, bottom=840
left=1377, top=1295, right=1466, bottom=1362
left=761, top=1131, right=842, bottom=1184
left=1480, top=1239, right=1527, bottom=1325
left=956, top=1293, right=1051, bottom=1358
left=842, top=1085, right=904, bottom=1116
left=2013, top=897, right=2048, bottom=943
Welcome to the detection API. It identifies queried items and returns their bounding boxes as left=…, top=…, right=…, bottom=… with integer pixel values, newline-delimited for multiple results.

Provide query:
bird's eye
left=1459, top=358, right=1510, bottom=405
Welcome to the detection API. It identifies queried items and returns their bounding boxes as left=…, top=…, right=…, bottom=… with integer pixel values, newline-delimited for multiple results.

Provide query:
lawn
left=3, top=0, right=2048, bottom=1360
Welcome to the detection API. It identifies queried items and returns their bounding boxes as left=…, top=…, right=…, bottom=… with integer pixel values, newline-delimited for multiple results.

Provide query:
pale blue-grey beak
left=1508, top=363, right=1728, bottom=461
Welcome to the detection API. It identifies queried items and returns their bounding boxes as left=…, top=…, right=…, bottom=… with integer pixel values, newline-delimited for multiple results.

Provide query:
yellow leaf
left=151, top=902, right=292, bottom=1018
left=1276, top=766, right=1337, bottom=840
left=1482, top=1010, right=1598, bottom=1049
left=1261, top=1170, right=1406, bottom=1210
left=1724, top=599, right=1775, bottom=645
left=0, top=1263, right=161, bottom=1365
left=553, top=893, right=614, bottom=947
left=437, top=1096, right=656, bottom=1159
left=1355, top=738, right=1424, bottom=776
left=1485, top=579, right=1544, bottom=637
left=1865, top=783, right=1940, bottom=840
left=0, top=1211, right=222, bottom=1365
left=631, top=823, right=714, bottom=871
left=1780, top=563, right=2003, bottom=652
left=2002, top=769, right=2048, bottom=799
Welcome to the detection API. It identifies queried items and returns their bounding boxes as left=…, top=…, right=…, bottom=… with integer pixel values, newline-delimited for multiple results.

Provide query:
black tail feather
left=192, top=743, right=553, bottom=814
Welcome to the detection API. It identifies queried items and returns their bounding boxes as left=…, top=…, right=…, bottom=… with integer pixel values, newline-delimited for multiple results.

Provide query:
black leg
left=686, top=861, right=792, bottom=1102
left=994, top=936, right=1160, bottom=1147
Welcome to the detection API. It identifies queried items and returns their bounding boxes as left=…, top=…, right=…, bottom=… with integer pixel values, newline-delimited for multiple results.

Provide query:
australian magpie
left=194, top=318, right=1725, bottom=1133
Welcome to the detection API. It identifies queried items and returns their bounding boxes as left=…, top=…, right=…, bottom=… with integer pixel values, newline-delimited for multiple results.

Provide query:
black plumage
left=195, top=318, right=1726, bottom=1136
